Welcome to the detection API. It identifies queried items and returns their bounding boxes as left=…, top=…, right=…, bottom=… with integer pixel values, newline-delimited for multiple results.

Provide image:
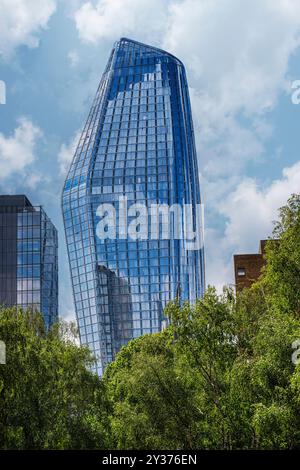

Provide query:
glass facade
left=62, top=38, right=205, bottom=375
left=0, top=195, right=58, bottom=328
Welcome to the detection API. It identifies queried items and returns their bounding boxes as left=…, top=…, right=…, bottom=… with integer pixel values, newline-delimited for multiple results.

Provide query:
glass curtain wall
left=62, top=38, right=205, bottom=375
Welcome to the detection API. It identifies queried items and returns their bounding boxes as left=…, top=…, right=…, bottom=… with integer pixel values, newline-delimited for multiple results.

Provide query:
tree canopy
left=0, top=310, right=109, bottom=449
left=103, top=193, right=300, bottom=449
left=2, top=194, right=300, bottom=449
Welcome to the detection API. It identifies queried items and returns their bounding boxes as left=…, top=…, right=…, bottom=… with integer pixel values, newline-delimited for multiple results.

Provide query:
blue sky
left=0, top=0, right=300, bottom=320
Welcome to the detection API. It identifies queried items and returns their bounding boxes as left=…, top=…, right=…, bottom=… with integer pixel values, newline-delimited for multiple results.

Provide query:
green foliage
left=3, top=193, right=300, bottom=449
left=0, top=309, right=109, bottom=449
left=103, top=289, right=300, bottom=449
left=262, top=193, right=300, bottom=315
left=102, top=194, right=300, bottom=449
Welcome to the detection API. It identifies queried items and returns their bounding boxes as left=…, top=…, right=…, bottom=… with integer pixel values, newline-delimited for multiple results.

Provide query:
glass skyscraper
left=62, top=38, right=205, bottom=375
left=0, top=195, right=58, bottom=328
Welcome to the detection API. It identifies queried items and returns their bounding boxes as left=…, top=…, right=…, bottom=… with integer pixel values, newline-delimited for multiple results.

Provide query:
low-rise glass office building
left=0, top=195, right=58, bottom=328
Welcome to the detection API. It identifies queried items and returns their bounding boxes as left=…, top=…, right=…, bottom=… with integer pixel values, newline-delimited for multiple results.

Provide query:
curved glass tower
left=62, top=38, right=205, bottom=375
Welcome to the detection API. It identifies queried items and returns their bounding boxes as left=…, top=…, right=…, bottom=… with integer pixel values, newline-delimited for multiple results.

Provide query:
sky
left=0, top=0, right=300, bottom=321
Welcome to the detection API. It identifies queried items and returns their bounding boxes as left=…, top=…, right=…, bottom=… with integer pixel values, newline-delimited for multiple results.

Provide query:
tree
left=3, top=194, right=300, bottom=449
left=260, top=193, right=300, bottom=316
left=103, top=287, right=300, bottom=449
left=0, top=308, right=109, bottom=449
left=103, top=194, right=300, bottom=449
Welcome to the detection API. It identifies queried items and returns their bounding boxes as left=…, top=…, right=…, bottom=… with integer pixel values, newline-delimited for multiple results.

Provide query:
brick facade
left=233, top=240, right=268, bottom=292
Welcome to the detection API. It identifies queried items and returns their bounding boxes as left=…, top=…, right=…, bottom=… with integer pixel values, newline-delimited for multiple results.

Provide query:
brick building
left=233, top=240, right=268, bottom=292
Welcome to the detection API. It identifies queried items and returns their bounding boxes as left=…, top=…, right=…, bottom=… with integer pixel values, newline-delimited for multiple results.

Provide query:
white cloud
left=68, top=50, right=79, bottom=67
left=163, top=0, right=300, bottom=193
left=26, top=171, right=49, bottom=189
left=206, top=159, right=300, bottom=289
left=221, top=161, right=300, bottom=250
left=0, top=0, right=57, bottom=57
left=74, top=0, right=169, bottom=44
left=74, top=0, right=300, bottom=118
left=0, top=117, right=42, bottom=179
left=163, top=0, right=300, bottom=289
left=58, top=130, right=81, bottom=175
left=62, top=307, right=77, bottom=323
left=165, top=0, right=300, bottom=116
left=72, top=0, right=300, bottom=289
left=74, top=0, right=300, bottom=182
left=204, top=226, right=234, bottom=291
